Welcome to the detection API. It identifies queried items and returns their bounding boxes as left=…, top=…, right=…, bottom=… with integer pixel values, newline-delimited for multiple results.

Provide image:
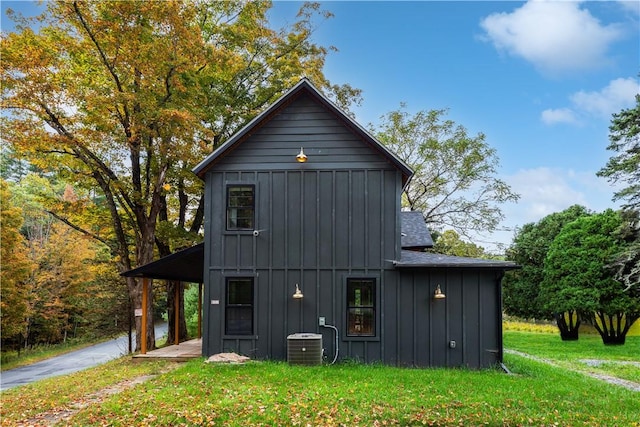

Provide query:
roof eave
left=192, top=78, right=414, bottom=184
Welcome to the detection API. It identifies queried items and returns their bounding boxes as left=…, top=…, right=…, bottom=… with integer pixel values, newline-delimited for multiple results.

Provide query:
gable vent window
left=226, top=185, right=254, bottom=230
left=347, top=278, right=375, bottom=337
left=225, top=278, right=254, bottom=335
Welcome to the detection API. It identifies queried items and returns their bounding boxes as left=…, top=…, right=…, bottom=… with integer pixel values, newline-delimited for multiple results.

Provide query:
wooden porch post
left=197, top=282, right=203, bottom=339
left=141, top=278, right=149, bottom=354
left=174, top=282, right=180, bottom=346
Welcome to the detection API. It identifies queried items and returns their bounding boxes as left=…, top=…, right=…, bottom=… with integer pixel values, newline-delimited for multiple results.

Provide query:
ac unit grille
left=287, top=333, right=322, bottom=365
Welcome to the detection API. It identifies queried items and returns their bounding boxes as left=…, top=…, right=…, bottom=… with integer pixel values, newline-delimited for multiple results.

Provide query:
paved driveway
left=1, top=323, right=168, bottom=391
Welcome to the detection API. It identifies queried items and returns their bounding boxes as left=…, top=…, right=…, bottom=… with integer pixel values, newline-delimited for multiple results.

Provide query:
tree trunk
left=555, top=311, right=580, bottom=341
left=166, top=281, right=188, bottom=345
left=588, top=311, right=638, bottom=346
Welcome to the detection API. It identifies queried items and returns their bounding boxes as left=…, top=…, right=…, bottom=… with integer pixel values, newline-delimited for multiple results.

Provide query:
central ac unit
left=287, top=333, right=322, bottom=365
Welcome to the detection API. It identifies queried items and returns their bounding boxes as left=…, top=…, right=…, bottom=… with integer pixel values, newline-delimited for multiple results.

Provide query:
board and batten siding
left=392, top=268, right=503, bottom=368
left=200, top=89, right=504, bottom=368
left=201, top=92, right=403, bottom=361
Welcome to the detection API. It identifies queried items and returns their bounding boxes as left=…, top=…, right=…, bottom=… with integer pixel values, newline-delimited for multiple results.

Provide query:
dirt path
left=505, top=349, right=640, bottom=392
left=17, top=365, right=180, bottom=427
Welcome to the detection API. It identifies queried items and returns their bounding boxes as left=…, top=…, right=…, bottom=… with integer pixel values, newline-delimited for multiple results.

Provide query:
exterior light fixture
left=433, top=284, right=446, bottom=300
left=296, top=147, right=307, bottom=163
left=293, top=283, right=304, bottom=299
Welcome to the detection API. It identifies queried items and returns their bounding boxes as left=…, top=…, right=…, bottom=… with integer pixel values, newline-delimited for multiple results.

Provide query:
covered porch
left=133, top=338, right=202, bottom=361
left=122, top=243, right=204, bottom=360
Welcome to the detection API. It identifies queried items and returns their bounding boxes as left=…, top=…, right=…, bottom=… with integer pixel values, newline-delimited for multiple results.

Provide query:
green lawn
left=2, top=331, right=638, bottom=426
left=504, top=331, right=640, bottom=383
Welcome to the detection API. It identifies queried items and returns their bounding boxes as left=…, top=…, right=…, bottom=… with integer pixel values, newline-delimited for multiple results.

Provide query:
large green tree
left=1, top=0, right=359, bottom=350
left=597, top=94, right=640, bottom=210
left=503, top=205, right=590, bottom=332
left=540, top=210, right=640, bottom=345
left=431, top=229, right=486, bottom=258
left=370, top=106, right=519, bottom=238
left=597, top=95, right=640, bottom=297
left=606, top=209, right=640, bottom=295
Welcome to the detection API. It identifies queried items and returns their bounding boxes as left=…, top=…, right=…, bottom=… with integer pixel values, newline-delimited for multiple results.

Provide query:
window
left=225, top=278, right=254, bottom=335
left=347, top=278, right=375, bottom=337
left=226, top=185, right=254, bottom=230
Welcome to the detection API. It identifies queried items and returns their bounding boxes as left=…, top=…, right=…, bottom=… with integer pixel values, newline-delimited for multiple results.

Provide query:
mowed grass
left=505, top=331, right=640, bottom=383
left=64, top=359, right=640, bottom=426
left=4, top=358, right=638, bottom=426
left=2, top=330, right=638, bottom=426
left=0, top=358, right=172, bottom=426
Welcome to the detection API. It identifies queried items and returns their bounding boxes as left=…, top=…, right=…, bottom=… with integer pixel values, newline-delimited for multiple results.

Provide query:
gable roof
left=401, top=211, right=434, bottom=249
left=193, top=78, right=413, bottom=187
left=121, top=243, right=204, bottom=283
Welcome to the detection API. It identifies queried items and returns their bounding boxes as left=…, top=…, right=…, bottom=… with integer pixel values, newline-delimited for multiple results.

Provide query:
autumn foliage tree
left=2, top=1, right=359, bottom=350
left=1, top=173, right=127, bottom=350
left=0, top=180, right=33, bottom=348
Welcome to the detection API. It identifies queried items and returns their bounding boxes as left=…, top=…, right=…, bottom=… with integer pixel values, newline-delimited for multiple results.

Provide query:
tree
left=431, top=229, right=486, bottom=258
left=2, top=1, right=359, bottom=350
left=606, top=209, right=640, bottom=296
left=503, top=205, right=590, bottom=327
left=540, top=210, right=640, bottom=345
left=597, top=94, right=640, bottom=210
left=370, top=106, right=519, bottom=238
left=0, top=180, right=34, bottom=349
left=1, top=173, right=123, bottom=349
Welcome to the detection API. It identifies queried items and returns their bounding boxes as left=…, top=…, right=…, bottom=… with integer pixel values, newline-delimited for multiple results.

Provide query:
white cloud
left=541, top=77, right=638, bottom=125
left=507, top=167, right=589, bottom=222
left=570, top=77, right=639, bottom=119
left=540, top=108, right=579, bottom=125
left=477, top=167, right=623, bottom=253
left=617, top=1, right=640, bottom=16
left=480, top=1, right=624, bottom=74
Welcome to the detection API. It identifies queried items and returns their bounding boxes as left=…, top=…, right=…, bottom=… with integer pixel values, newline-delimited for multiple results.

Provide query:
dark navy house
left=187, top=79, right=517, bottom=368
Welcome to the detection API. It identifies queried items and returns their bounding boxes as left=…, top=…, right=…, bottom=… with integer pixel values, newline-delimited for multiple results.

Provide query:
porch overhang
left=121, top=243, right=204, bottom=283
left=121, top=243, right=205, bottom=355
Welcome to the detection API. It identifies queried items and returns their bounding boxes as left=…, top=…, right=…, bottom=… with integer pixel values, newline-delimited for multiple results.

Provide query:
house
left=186, top=78, right=517, bottom=368
left=125, top=79, right=517, bottom=367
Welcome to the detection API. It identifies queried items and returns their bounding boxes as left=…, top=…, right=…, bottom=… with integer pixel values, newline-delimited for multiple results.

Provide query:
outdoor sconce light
left=293, top=283, right=304, bottom=299
left=433, top=285, right=446, bottom=300
left=296, top=147, right=307, bottom=163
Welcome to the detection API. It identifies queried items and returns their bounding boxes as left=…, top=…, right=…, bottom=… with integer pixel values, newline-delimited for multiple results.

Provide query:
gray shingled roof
left=401, top=211, right=434, bottom=249
left=394, top=250, right=518, bottom=269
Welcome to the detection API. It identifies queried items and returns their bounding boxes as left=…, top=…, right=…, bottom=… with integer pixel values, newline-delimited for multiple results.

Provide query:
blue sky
left=3, top=1, right=639, bottom=252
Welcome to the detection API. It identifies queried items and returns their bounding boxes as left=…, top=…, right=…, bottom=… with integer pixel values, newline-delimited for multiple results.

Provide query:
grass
left=0, top=357, right=172, bottom=426
left=2, top=329, right=638, bottom=426
left=50, top=359, right=640, bottom=426
left=2, top=341, right=639, bottom=426
left=504, top=330, right=640, bottom=384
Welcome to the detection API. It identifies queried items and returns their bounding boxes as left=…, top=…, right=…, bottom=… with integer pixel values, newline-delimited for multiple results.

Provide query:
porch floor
left=133, top=338, right=202, bottom=361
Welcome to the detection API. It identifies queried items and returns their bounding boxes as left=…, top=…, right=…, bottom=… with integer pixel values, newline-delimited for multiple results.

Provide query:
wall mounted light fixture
left=293, top=283, right=304, bottom=299
left=296, top=147, right=307, bottom=163
left=433, top=284, right=446, bottom=300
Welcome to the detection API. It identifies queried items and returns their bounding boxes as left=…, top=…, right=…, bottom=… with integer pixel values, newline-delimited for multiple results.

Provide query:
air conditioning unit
left=287, top=333, right=322, bottom=365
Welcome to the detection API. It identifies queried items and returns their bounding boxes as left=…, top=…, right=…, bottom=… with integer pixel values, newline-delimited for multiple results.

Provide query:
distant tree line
left=0, top=166, right=132, bottom=351
left=503, top=96, right=640, bottom=345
